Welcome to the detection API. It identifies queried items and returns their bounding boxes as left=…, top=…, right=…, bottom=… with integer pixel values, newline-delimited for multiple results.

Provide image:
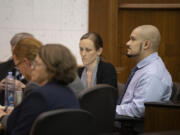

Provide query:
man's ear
left=143, top=40, right=151, bottom=50
left=97, top=48, right=103, bottom=56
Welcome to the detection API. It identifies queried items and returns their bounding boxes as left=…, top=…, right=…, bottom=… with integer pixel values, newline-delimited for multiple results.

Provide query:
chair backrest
left=30, top=109, right=95, bottom=135
left=117, top=82, right=125, bottom=97
left=78, top=84, right=117, bottom=134
left=170, top=82, right=180, bottom=103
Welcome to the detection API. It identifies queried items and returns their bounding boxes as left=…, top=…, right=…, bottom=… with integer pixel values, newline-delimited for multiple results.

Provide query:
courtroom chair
left=78, top=84, right=117, bottom=135
left=115, top=114, right=144, bottom=135
left=30, top=109, right=95, bottom=135
left=117, top=82, right=125, bottom=97
left=170, top=82, right=180, bottom=103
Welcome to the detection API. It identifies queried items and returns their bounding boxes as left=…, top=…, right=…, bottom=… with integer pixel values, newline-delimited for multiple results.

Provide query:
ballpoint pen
left=3, top=106, right=8, bottom=112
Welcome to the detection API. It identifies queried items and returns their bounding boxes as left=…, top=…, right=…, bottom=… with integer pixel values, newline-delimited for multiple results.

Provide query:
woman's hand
left=0, top=107, right=7, bottom=118
left=0, top=79, right=25, bottom=91
left=15, top=80, right=26, bottom=91
left=0, top=80, right=5, bottom=91
left=0, top=106, right=13, bottom=117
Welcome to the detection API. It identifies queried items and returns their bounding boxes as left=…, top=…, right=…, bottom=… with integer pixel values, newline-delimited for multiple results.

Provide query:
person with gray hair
left=10, top=32, right=33, bottom=53
left=0, top=32, right=33, bottom=105
left=116, top=25, right=172, bottom=118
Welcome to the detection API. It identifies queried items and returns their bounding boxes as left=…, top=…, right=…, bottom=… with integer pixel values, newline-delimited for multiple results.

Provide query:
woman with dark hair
left=4, top=44, right=80, bottom=135
left=78, top=32, right=117, bottom=88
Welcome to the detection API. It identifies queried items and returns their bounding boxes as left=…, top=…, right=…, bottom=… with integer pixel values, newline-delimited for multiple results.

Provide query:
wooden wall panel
left=89, top=0, right=180, bottom=83
left=119, top=0, right=180, bottom=4
left=89, top=0, right=118, bottom=63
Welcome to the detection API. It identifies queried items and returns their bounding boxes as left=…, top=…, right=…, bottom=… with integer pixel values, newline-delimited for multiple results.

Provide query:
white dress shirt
left=116, top=52, right=172, bottom=118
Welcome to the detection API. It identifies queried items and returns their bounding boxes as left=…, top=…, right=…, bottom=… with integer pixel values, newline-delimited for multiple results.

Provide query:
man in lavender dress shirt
left=116, top=25, right=172, bottom=118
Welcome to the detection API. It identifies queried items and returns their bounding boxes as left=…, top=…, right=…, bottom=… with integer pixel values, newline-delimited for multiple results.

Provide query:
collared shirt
left=116, top=52, right=172, bottom=118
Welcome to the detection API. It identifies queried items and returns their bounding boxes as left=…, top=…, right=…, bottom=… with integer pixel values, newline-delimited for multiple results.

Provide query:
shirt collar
left=137, top=52, right=159, bottom=69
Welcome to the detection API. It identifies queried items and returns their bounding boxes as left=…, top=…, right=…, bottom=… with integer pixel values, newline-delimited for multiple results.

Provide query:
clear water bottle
left=4, top=72, right=15, bottom=107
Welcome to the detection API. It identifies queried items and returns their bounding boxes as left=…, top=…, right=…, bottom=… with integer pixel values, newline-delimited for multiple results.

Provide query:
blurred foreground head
left=31, top=44, right=77, bottom=86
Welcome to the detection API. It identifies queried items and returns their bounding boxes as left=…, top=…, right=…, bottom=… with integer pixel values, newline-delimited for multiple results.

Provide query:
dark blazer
left=0, top=59, right=14, bottom=81
left=0, top=59, right=27, bottom=84
left=0, top=81, right=39, bottom=130
left=0, top=59, right=15, bottom=105
left=78, top=60, right=118, bottom=88
left=0, top=59, right=27, bottom=105
left=23, top=81, right=40, bottom=99
left=5, top=81, right=80, bottom=135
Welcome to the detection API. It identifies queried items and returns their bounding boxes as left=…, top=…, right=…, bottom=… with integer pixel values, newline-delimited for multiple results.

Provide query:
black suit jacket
left=5, top=81, right=80, bottom=135
left=0, top=59, right=15, bottom=81
left=0, top=59, right=27, bottom=105
left=78, top=60, right=118, bottom=88
left=0, top=59, right=15, bottom=105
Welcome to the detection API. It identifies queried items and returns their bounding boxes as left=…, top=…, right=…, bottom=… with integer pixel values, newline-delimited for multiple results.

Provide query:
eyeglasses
left=31, top=60, right=43, bottom=70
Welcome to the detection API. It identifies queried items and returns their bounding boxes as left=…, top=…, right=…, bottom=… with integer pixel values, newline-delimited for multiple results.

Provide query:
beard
left=126, top=53, right=134, bottom=57
left=126, top=43, right=143, bottom=58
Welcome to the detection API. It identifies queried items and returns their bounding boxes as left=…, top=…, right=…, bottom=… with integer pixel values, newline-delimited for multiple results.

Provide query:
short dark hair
left=38, top=44, right=77, bottom=85
left=80, top=32, right=103, bottom=50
